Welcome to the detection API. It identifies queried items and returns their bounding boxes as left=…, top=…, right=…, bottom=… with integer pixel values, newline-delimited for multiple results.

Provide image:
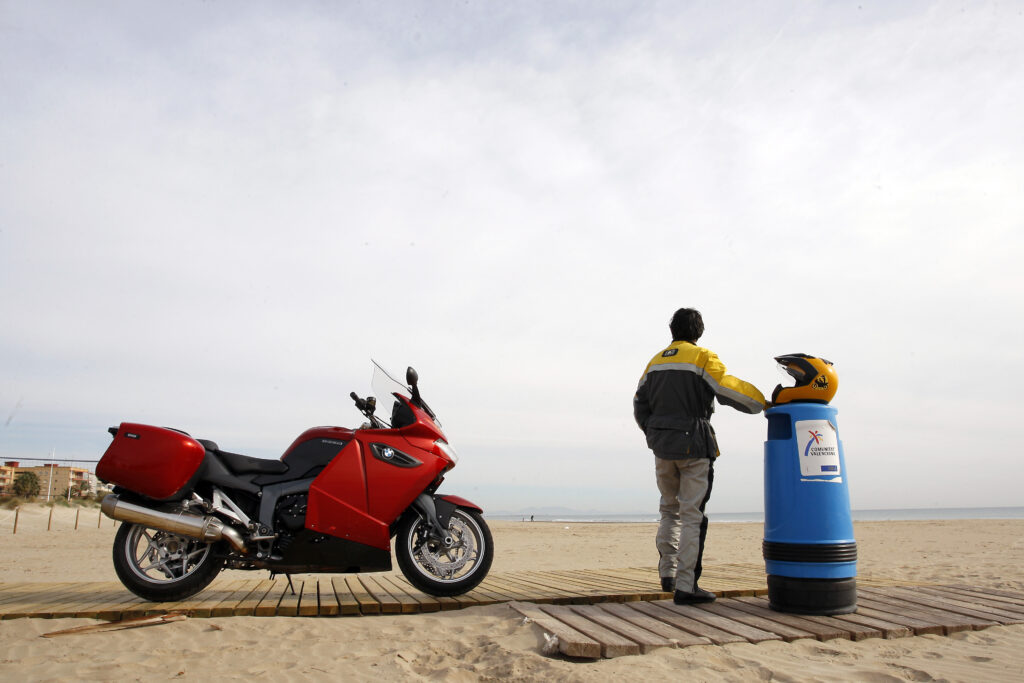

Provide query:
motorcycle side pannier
left=97, top=422, right=207, bottom=501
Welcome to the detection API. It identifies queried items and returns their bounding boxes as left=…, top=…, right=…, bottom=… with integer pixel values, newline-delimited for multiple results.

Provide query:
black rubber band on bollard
left=762, top=541, right=858, bottom=563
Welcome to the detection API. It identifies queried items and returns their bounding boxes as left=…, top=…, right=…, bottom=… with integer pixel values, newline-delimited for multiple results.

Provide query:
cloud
left=2, top=1, right=1022, bottom=511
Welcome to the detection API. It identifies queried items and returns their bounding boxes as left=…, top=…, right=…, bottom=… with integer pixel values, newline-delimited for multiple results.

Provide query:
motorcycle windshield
left=370, top=361, right=416, bottom=428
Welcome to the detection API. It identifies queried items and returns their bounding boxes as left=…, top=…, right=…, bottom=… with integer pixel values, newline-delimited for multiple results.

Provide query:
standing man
left=633, top=308, right=766, bottom=604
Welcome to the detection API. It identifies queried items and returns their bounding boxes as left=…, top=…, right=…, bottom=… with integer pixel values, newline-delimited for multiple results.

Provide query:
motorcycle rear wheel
left=396, top=508, right=493, bottom=596
left=112, top=523, right=224, bottom=602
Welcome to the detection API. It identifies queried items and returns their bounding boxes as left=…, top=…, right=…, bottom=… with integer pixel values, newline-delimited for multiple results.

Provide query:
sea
left=490, top=507, right=1024, bottom=524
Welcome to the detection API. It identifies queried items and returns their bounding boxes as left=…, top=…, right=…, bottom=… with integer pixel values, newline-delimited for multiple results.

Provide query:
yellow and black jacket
left=634, top=341, right=766, bottom=459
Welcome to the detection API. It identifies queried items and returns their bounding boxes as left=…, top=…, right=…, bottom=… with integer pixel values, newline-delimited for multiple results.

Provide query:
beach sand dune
left=0, top=505, right=1022, bottom=680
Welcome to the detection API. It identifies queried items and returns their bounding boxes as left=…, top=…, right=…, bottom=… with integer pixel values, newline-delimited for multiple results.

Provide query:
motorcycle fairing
left=305, top=439, right=389, bottom=549
left=305, top=432, right=449, bottom=550
left=254, top=427, right=356, bottom=486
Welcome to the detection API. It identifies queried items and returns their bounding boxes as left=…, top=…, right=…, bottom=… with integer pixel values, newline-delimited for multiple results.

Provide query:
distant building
left=2, top=461, right=92, bottom=499
left=0, top=463, right=14, bottom=494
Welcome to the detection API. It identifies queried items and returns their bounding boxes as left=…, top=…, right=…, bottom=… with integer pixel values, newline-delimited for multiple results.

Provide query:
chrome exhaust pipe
left=102, top=494, right=249, bottom=555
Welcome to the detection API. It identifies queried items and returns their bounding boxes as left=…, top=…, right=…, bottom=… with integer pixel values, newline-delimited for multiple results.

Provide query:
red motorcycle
left=96, top=363, right=493, bottom=602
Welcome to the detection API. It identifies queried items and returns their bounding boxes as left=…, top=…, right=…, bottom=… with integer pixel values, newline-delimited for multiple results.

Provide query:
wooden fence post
left=48, top=506, right=54, bottom=531
left=75, top=508, right=81, bottom=530
left=13, top=507, right=19, bottom=534
left=98, top=509, right=102, bottom=528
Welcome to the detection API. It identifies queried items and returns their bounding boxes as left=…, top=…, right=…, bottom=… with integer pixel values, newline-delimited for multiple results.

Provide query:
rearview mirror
left=406, top=367, right=419, bottom=388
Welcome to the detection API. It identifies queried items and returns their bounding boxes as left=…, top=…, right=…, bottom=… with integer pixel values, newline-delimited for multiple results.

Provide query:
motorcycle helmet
left=771, top=353, right=838, bottom=404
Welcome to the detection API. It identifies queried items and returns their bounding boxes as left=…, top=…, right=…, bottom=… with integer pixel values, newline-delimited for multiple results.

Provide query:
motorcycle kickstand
left=270, top=572, right=297, bottom=596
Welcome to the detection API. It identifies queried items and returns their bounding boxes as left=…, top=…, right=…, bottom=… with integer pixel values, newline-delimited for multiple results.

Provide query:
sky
left=2, top=1, right=1022, bottom=515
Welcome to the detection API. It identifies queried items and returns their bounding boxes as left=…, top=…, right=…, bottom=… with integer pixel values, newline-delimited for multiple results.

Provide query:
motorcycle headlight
left=435, top=439, right=459, bottom=465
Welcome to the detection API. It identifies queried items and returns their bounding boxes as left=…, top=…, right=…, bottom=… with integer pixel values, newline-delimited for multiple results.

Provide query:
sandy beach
left=1, top=504, right=1022, bottom=681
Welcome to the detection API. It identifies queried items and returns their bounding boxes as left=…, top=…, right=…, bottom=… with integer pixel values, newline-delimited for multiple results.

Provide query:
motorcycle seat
left=198, top=439, right=290, bottom=475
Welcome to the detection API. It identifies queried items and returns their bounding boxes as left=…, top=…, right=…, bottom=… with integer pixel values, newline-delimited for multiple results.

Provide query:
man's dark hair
left=669, top=308, right=704, bottom=342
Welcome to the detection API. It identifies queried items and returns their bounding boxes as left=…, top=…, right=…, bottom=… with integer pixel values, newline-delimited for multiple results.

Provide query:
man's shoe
left=673, top=587, right=716, bottom=605
left=660, top=577, right=673, bottom=593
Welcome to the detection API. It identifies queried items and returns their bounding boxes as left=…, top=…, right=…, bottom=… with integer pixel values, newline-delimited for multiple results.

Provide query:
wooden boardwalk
left=512, top=585, right=1024, bottom=658
left=0, top=564, right=768, bottom=620
left=2, top=565, right=1019, bottom=660
left=0, top=563, right=909, bottom=621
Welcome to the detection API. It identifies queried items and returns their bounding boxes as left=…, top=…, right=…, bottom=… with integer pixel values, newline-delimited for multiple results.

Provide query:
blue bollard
left=763, top=402, right=857, bottom=614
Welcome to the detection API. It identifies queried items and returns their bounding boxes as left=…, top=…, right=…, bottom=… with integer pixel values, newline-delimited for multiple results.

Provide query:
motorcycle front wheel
left=112, top=523, right=224, bottom=602
left=396, top=508, right=494, bottom=596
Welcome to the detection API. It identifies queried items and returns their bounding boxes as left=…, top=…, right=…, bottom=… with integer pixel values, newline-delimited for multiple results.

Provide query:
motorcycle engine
left=273, top=494, right=308, bottom=552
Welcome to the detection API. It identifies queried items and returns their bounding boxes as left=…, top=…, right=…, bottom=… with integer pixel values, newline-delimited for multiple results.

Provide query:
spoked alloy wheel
left=396, top=508, right=493, bottom=596
left=112, top=523, right=224, bottom=602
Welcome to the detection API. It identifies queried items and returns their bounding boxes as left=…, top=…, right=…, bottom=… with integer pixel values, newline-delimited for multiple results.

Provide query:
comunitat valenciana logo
left=804, top=430, right=823, bottom=457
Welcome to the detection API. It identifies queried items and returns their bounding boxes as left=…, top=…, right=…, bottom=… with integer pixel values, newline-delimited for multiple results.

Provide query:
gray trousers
left=655, top=456, right=714, bottom=593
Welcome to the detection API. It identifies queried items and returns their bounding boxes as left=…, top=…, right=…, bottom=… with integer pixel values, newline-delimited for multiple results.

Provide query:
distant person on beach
left=633, top=307, right=766, bottom=605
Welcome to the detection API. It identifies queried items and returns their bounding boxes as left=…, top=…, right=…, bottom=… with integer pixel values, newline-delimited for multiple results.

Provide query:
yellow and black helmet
left=771, top=354, right=838, bottom=404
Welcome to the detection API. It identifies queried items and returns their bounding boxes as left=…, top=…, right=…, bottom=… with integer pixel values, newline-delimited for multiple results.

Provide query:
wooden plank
left=632, top=601, right=747, bottom=645
left=356, top=576, right=406, bottom=614
left=899, top=586, right=1024, bottom=624
left=210, top=581, right=261, bottom=618
left=453, top=582, right=515, bottom=606
left=233, top=579, right=276, bottom=616
left=437, top=587, right=494, bottom=609
left=535, top=570, right=633, bottom=599
left=37, top=584, right=118, bottom=619
left=277, top=578, right=305, bottom=617
left=254, top=581, right=288, bottom=617
left=495, top=574, right=581, bottom=603
left=928, top=586, right=1024, bottom=615
left=858, top=588, right=993, bottom=631
left=116, top=596, right=169, bottom=620
left=270, top=580, right=298, bottom=617
left=314, top=579, right=338, bottom=616
left=371, top=576, right=422, bottom=614
left=597, top=602, right=711, bottom=647
left=537, top=604, right=642, bottom=658
left=554, top=569, right=654, bottom=593
left=695, top=601, right=818, bottom=642
left=737, top=596, right=880, bottom=641
left=947, top=585, right=1024, bottom=602
left=329, top=577, right=360, bottom=616
left=570, top=604, right=673, bottom=653
left=299, top=579, right=322, bottom=616
left=846, top=602, right=945, bottom=637
left=147, top=584, right=220, bottom=619
left=664, top=601, right=782, bottom=643
left=567, top=570, right=664, bottom=599
left=829, top=610, right=913, bottom=639
left=505, top=573, right=601, bottom=602
left=188, top=581, right=250, bottom=618
left=378, top=576, right=443, bottom=613
left=729, top=597, right=851, bottom=641
left=798, top=613, right=882, bottom=642
left=478, top=576, right=551, bottom=603
left=0, top=583, right=75, bottom=606
left=345, top=576, right=380, bottom=615
left=0, top=583, right=90, bottom=618
left=94, top=593, right=150, bottom=622
left=607, top=568, right=674, bottom=594
left=509, top=602, right=602, bottom=659
left=851, top=594, right=966, bottom=635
